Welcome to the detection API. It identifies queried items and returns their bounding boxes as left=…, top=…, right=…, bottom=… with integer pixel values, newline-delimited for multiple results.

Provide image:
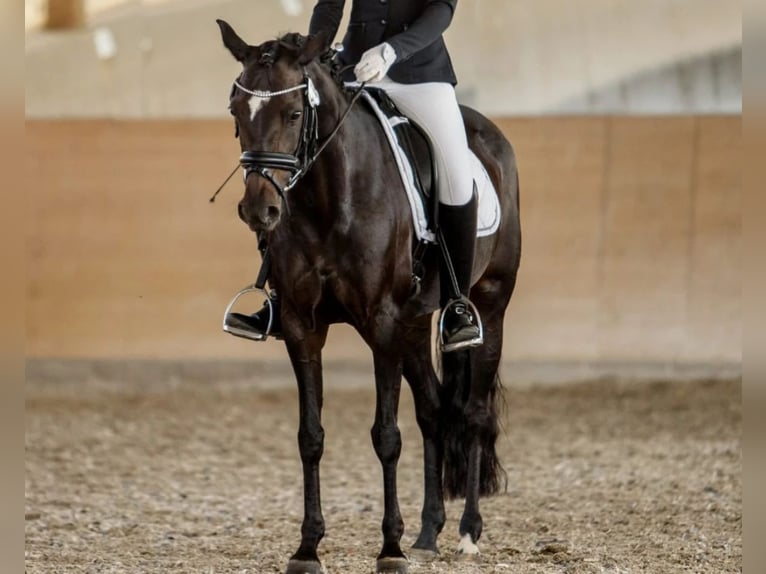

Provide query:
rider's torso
left=339, top=0, right=458, bottom=85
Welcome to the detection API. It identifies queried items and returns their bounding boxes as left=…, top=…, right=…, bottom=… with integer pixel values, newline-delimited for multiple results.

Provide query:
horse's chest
left=283, top=252, right=374, bottom=314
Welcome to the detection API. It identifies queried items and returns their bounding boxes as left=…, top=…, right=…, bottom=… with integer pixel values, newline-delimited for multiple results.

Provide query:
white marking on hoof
left=457, top=534, right=480, bottom=556
left=248, top=95, right=270, bottom=120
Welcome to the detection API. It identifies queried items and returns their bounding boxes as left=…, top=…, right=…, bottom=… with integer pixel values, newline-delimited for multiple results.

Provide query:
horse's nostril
left=267, top=206, right=281, bottom=220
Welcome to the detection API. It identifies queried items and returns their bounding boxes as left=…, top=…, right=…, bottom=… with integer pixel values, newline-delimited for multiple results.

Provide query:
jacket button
left=380, top=0, right=387, bottom=3
left=381, top=19, right=387, bottom=25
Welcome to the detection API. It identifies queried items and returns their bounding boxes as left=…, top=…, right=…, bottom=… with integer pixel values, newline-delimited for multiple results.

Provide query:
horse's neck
left=272, top=83, right=405, bottom=271
left=289, top=96, right=385, bottom=234
left=270, top=90, right=413, bottom=312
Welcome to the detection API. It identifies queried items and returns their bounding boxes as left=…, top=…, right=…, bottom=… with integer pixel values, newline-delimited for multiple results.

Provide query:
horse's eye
left=290, top=110, right=303, bottom=122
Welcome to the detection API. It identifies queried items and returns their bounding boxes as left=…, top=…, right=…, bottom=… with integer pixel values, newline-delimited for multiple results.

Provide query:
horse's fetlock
left=459, top=512, right=483, bottom=542
left=382, top=515, right=405, bottom=540
left=424, top=504, right=446, bottom=532
left=301, top=515, right=325, bottom=542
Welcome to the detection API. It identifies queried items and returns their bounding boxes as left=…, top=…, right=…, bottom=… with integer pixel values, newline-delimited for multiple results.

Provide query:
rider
left=228, top=0, right=482, bottom=350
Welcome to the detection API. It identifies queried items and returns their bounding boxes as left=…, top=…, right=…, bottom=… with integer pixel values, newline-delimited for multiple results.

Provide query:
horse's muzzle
left=238, top=200, right=281, bottom=232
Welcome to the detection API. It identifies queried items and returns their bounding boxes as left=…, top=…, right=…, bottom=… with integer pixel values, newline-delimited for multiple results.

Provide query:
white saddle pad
left=359, top=91, right=501, bottom=243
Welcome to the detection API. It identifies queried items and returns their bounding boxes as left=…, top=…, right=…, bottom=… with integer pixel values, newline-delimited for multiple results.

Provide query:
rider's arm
left=385, top=0, right=457, bottom=63
left=309, top=0, right=346, bottom=39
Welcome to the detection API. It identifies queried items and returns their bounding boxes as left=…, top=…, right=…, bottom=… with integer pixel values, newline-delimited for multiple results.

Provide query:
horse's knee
left=371, top=422, right=402, bottom=464
left=298, top=425, right=325, bottom=464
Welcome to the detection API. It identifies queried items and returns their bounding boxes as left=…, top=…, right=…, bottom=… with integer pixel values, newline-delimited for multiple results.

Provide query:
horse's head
left=217, top=20, right=330, bottom=233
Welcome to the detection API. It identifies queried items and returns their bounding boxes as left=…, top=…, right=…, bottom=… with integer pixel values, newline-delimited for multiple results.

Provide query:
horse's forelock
left=251, top=36, right=305, bottom=69
left=273, top=33, right=333, bottom=68
left=277, top=33, right=306, bottom=51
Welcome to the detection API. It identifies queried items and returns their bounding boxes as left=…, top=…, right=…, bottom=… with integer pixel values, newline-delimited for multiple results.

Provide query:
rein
left=209, top=72, right=366, bottom=204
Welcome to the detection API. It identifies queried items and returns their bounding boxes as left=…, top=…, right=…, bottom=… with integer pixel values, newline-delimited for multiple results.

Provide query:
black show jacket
left=309, top=0, right=458, bottom=85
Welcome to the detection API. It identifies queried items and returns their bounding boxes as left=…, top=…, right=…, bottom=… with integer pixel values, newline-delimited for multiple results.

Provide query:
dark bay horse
left=217, top=20, right=521, bottom=574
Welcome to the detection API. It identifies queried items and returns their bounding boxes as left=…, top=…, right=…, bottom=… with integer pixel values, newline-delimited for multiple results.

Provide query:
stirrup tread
left=222, top=321, right=268, bottom=342
left=438, top=297, right=484, bottom=353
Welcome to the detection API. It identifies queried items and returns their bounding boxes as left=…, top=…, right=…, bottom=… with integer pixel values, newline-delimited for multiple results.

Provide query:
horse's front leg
left=283, top=320, right=329, bottom=574
left=402, top=331, right=445, bottom=559
left=371, top=348, right=408, bottom=574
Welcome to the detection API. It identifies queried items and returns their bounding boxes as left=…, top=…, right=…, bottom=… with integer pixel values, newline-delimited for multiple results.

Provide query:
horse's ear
left=217, top=19, right=252, bottom=63
left=298, top=30, right=331, bottom=65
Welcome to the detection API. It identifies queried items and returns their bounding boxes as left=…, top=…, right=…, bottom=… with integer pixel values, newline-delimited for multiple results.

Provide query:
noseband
left=233, top=71, right=365, bottom=201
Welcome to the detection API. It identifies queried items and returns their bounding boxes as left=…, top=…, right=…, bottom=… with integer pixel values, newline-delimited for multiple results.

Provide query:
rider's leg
left=378, top=79, right=482, bottom=349
left=437, top=189, right=481, bottom=348
left=224, top=237, right=283, bottom=341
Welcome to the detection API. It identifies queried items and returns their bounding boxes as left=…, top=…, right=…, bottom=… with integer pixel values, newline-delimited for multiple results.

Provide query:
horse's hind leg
left=283, top=322, right=329, bottom=574
left=402, top=323, right=446, bottom=558
left=370, top=346, right=408, bottom=574
left=452, top=273, right=517, bottom=558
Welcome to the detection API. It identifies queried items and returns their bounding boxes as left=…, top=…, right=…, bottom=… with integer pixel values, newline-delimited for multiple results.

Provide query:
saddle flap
left=361, top=87, right=437, bottom=237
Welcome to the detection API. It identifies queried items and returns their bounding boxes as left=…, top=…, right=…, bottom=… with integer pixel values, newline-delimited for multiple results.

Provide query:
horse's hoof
left=376, top=556, right=409, bottom=574
left=456, top=534, right=480, bottom=561
left=408, top=547, right=438, bottom=562
left=285, top=559, right=324, bottom=574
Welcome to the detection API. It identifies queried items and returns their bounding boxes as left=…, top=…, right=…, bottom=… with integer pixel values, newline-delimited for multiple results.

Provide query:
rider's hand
left=354, top=43, right=397, bottom=83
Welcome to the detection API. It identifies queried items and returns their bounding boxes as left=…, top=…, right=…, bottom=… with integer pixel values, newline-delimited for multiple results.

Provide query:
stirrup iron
left=438, top=296, right=484, bottom=353
left=222, top=284, right=275, bottom=342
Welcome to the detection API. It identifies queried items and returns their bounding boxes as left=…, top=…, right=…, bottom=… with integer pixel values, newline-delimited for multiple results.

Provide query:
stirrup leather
left=222, top=284, right=275, bottom=342
left=438, top=297, right=484, bottom=353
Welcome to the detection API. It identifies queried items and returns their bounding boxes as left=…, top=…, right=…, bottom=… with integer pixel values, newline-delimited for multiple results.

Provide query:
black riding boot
left=225, top=293, right=283, bottom=341
left=223, top=236, right=283, bottom=341
left=439, top=193, right=482, bottom=352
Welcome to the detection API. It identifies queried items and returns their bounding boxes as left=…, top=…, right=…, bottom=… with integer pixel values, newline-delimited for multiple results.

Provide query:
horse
left=216, top=20, right=522, bottom=574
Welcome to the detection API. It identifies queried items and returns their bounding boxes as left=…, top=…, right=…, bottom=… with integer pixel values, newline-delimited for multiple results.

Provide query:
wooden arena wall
left=26, top=116, right=740, bottom=367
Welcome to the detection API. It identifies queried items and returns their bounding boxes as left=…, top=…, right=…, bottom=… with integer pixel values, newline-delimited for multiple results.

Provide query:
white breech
left=374, top=78, right=474, bottom=207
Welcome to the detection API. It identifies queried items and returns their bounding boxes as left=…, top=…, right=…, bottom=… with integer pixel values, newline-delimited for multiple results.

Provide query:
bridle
left=234, top=71, right=320, bottom=200
left=225, top=69, right=366, bottom=203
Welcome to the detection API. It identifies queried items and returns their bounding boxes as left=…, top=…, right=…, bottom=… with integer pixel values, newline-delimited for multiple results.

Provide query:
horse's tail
left=441, top=349, right=505, bottom=500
